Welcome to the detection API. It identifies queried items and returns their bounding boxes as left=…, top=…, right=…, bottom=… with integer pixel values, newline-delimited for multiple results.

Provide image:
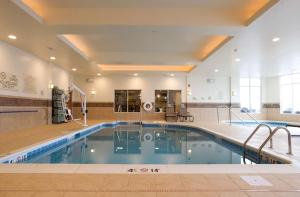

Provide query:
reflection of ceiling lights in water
left=116, top=147, right=124, bottom=150
left=90, top=149, right=95, bottom=153
left=156, top=133, right=160, bottom=137
left=155, top=147, right=159, bottom=150
left=187, top=149, right=192, bottom=153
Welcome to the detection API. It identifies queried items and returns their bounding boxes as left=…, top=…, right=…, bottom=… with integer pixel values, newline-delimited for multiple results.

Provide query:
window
left=155, top=90, right=168, bottom=112
left=280, top=74, right=300, bottom=114
left=240, top=78, right=261, bottom=113
left=114, top=90, right=141, bottom=112
left=155, top=90, right=181, bottom=112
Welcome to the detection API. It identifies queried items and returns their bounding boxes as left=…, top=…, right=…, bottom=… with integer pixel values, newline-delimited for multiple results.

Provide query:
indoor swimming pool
left=0, top=123, right=284, bottom=165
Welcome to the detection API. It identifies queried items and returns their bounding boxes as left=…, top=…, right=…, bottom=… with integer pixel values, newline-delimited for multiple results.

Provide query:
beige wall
left=0, top=106, right=49, bottom=132
left=72, top=74, right=187, bottom=103
left=0, top=41, right=70, bottom=132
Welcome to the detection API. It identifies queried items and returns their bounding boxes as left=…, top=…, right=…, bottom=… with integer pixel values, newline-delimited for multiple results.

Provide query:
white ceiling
left=3, top=0, right=297, bottom=77
left=197, top=0, right=300, bottom=77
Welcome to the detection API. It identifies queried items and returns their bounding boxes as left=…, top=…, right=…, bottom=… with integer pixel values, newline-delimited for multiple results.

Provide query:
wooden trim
left=0, top=96, right=51, bottom=107
left=73, top=102, right=114, bottom=107
left=0, top=110, right=38, bottom=114
left=262, top=103, right=280, bottom=108
left=186, top=103, right=240, bottom=108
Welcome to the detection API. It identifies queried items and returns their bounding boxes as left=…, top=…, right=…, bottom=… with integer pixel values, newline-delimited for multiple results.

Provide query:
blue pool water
left=21, top=124, right=262, bottom=164
left=231, top=121, right=288, bottom=127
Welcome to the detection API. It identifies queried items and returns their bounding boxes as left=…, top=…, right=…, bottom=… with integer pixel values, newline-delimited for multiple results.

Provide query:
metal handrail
left=216, top=105, right=244, bottom=125
left=257, top=126, right=293, bottom=163
left=140, top=103, right=142, bottom=125
left=243, top=124, right=273, bottom=156
left=244, top=112, right=260, bottom=124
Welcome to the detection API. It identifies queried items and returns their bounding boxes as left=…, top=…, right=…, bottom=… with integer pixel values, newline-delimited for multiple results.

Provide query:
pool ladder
left=243, top=124, right=293, bottom=163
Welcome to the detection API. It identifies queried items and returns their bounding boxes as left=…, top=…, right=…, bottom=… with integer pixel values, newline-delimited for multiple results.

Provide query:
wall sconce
left=91, top=90, right=96, bottom=95
left=187, top=84, right=192, bottom=95
left=49, top=83, right=54, bottom=89
left=231, top=90, right=237, bottom=96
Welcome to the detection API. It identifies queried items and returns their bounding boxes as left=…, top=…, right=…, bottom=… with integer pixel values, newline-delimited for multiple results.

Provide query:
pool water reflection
left=25, top=126, right=253, bottom=164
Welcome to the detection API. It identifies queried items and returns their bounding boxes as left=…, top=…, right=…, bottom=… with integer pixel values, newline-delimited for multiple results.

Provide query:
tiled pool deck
left=0, top=120, right=300, bottom=196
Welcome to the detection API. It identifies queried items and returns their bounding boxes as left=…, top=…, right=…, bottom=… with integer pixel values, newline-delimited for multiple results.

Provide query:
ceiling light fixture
left=235, top=58, right=241, bottom=62
left=72, top=68, right=77, bottom=71
left=49, top=56, right=56, bottom=60
left=170, top=73, right=175, bottom=77
left=133, top=73, right=138, bottom=77
left=97, top=73, right=102, bottom=76
left=214, top=69, right=219, bottom=73
left=8, top=35, right=17, bottom=40
left=272, top=37, right=280, bottom=42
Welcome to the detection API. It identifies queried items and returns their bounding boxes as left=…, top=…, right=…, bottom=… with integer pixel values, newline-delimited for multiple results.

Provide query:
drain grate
left=240, top=175, right=272, bottom=186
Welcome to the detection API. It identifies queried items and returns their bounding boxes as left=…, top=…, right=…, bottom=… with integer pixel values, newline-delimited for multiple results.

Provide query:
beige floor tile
left=101, top=175, right=130, bottom=191
left=187, top=192, right=219, bottom=197
left=274, top=174, right=300, bottom=190
left=98, top=192, right=127, bottom=197
left=0, top=191, right=35, bottom=197
left=63, top=192, right=97, bottom=197
left=32, top=191, right=64, bottom=197
left=16, top=174, right=53, bottom=191
left=0, top=174, right=22, bottom=190
left=127, top=175, right=157, bottom=191
left=188, top=192, right=248, bottom=197
left=46, top=174, right=75, bottom=191
left=180, top=174, right=238, bottom=191
left=276, top=192, right=300, bottom=197
left=157, top=192, right=188, bottom=197
left=217, top=191, right=248, bottom=197
left=70, top=174, right=105, bottom=191
left=125, top=192, right=156, bottom=197
left=246, top=191, right=300, bottom=197
left=155, top=175, right=185, bottom=192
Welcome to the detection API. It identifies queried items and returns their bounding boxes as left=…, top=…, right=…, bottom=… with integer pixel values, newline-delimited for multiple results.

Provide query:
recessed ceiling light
left=235, top=58, right=241, bottom=62
left=49, top=56, right=56, bottom=60
left=272, top=37, right=280, bottom=42
left=8, top=35, right=17, bottom=40
left=72, top=68, right=77, bottom=71
left=214, top=69, right=219, bottom=73
left=97, top=73, right=101, bottom=76
left=170, top=73, right=175, bottom=77
left=133, top=73, right=138, bottom=76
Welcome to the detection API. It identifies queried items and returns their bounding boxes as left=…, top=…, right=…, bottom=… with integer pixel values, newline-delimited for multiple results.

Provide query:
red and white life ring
left=143, top=102, right=153, bottom=112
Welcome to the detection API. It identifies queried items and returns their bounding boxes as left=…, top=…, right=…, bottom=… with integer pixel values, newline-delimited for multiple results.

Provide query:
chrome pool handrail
left=257, top=126, right=292, bottom=163
left=243, top=123, right=273, bottom=156
left=216, top=105, right=244, bottom=125
left=244, top=112, right=260, bottom=125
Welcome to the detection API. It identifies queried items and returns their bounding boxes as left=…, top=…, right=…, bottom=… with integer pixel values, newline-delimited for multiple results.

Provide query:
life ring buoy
left=143, top=102, right=153, bottom=112
left=143, top=133, right=153, bottom=142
